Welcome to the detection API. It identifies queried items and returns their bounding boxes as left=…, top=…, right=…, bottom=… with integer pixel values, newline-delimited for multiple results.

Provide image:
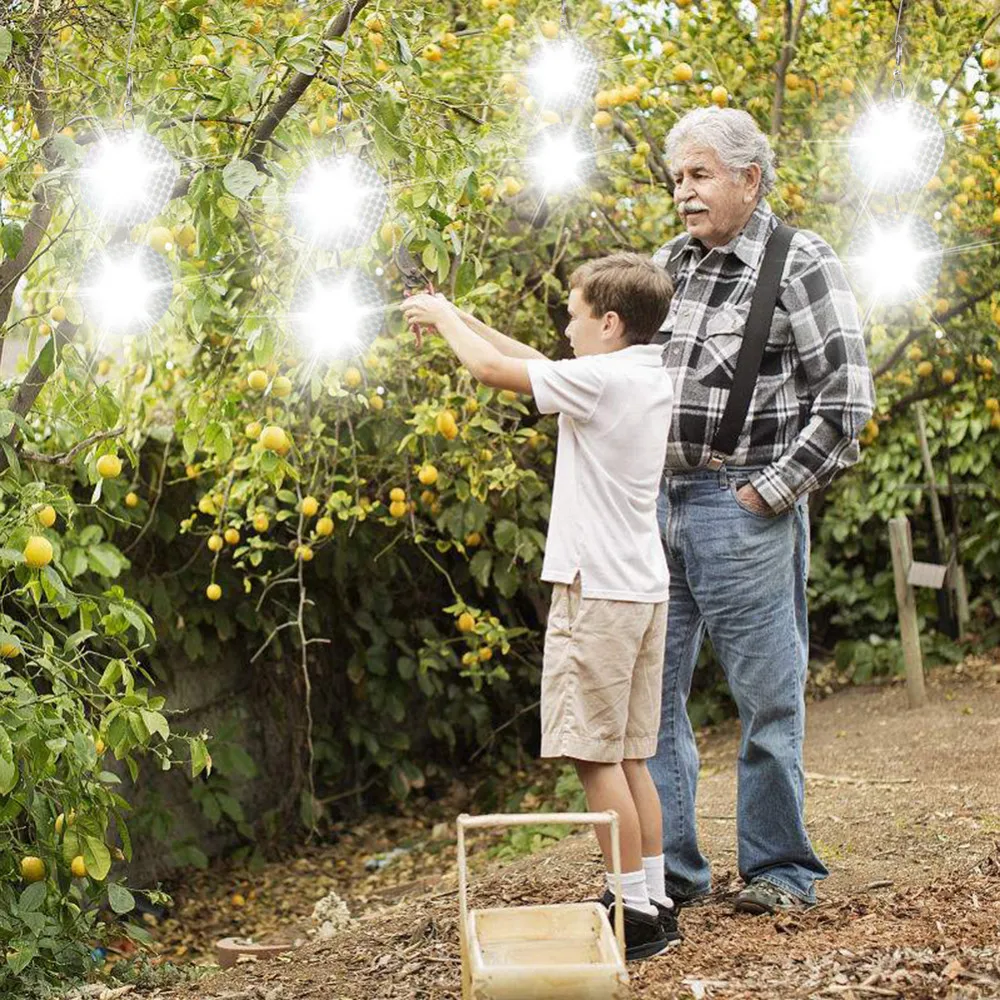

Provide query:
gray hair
left=665, top=107, right=777, bottom=198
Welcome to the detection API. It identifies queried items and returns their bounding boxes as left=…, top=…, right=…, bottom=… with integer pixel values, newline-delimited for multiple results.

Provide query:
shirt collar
left=670, top=200, right=777, bottom=271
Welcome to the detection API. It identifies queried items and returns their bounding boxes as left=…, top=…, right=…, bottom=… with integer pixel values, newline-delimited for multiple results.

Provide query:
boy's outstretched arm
left=451, top=306, right=548, bottom=361
left=401, top=293, right=533, bottom=395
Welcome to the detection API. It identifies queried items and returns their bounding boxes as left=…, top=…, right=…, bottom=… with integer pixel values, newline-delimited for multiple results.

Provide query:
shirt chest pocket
left=697, top=303, right=792, bottom=389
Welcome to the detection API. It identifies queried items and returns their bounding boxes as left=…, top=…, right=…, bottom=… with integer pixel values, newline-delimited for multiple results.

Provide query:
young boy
left=401, top=252, right=678, bottom=960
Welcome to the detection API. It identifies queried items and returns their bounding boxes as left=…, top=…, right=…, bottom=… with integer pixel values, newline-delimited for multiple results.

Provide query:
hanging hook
left=891, top=0, right=907, bottom=101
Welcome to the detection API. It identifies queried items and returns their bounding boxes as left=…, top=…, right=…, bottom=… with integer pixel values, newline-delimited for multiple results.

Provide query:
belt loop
left=717, top=464, right=728, bottom=489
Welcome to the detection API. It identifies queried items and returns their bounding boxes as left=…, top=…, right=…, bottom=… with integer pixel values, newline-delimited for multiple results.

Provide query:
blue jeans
left=649, top=466, right=828, bottom=903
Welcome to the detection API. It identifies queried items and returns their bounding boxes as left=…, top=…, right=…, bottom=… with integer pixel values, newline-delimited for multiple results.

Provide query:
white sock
left=607, top=869, right=657, bottom=916
left=643, top=854, right=674, bottom=908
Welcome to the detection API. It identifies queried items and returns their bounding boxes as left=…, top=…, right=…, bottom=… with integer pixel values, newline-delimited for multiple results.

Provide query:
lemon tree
left=1, top=1, right=999, bottom=988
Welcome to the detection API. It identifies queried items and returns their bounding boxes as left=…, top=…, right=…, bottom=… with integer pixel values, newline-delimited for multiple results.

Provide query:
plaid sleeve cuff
left=751, top=467, right=798, bottom=515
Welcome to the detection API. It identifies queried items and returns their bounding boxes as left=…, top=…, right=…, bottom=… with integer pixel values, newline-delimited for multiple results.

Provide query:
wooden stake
left=914, top=403, right=970, bottom=638
left=888, top=517, right=927, bottom=709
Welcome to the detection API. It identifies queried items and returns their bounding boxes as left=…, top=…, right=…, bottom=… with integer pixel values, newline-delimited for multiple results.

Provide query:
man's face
left=565, top=287, right=625, bottom=357
left=670, top=144, right=760, bottom=248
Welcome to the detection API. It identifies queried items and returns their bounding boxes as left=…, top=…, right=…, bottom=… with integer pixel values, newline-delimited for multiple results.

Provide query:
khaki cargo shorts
left=540, top=575, right=667, bottom=764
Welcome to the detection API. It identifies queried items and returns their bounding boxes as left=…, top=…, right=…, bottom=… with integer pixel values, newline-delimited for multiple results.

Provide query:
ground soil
left=118, top=652, right=1000, bottom=1000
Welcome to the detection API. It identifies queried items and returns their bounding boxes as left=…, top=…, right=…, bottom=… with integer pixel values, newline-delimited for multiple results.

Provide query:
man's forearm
left=454, top=308, right=547, bottom=361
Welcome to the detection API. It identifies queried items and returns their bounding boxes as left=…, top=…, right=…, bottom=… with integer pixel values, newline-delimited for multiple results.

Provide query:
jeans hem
left=751, top=873, right=817, bottom=905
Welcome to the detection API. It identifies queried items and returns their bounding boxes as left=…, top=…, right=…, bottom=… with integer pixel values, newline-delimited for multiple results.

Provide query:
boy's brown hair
left=568, top=252, right=674, bottom=346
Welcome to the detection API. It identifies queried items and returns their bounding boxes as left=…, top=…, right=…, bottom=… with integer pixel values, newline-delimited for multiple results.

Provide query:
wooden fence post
left=888, top=517, right=927, bottom=709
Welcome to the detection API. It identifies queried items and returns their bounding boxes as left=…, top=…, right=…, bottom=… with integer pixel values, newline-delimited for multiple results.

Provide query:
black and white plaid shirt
left=652, top=200, right=875, bottom=513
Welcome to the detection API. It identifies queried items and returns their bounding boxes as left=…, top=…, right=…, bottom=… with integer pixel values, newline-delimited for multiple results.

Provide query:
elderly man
left=648, top=107, right=875, bottom=914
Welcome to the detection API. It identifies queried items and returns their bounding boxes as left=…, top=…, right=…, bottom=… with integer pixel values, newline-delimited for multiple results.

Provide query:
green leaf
left=190, top=737, right=211, bottom=778
left=18, top=882, right=47, bottom=913
left=469, top=550, right=493, bottom=588
left=0, top=27, right=12, bottom=65
left=222, top=159, right=261, bottom=200
left=0, top=410, right=13, bottom=437
left=107, top=882, right=135, bottom=915
left=493, top=519, right=518, bottom=553
left=83, top=835, right=112, bottom=881
left=139, top=709, right=169, bottom=741
left=0, top=758, right=16, bottom=798
left=421, top=244, right=438, bottom=272
left=37, top=336, right=56, bottom=377
left=217, top=194, right=240, bottom=220
left=0, top=223, right=19, bottom=262
left=5, top=940, right=37, bottom=976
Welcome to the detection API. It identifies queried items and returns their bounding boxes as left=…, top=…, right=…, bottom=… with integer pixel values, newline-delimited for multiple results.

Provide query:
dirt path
left=127, top=654, right=1000, bottom=1000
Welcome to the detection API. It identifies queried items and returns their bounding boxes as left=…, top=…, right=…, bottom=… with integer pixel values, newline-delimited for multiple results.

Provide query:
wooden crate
left=457, top=811, right=629, bottom=1000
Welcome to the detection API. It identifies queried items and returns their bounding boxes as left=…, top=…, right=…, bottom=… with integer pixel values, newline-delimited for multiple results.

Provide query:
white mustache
left=679, top=201, right=709, bottom=215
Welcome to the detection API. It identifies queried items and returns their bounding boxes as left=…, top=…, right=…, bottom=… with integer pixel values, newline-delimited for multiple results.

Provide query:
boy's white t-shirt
left=526, top=343, right=673, bottom=603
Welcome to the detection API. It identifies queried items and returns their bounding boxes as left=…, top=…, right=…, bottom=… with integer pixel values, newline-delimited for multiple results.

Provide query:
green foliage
left=1, top=0, right=999, bottom=990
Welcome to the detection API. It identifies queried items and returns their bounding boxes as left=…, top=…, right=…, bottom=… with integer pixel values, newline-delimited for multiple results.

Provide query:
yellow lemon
left=464, top=531, right=482, bottom=547
left=497, top=13, right=516, bottom=31
left=423, top=44, right=443, bottom=62
left=35, top=504, right=56, bottom=528
left=672, top=62, right=694, bottom=83
left=316, top=516, right=334, bottom=537
left=24, top=536, right=53, bottom=569
left=248, top=369, right=268, bottom=391
left=478, top=646, right=493, bottom=661
left=245, top=420, right=262, bottom=439
left=70, top=856, right=87, bottom=878
left=50, top=305, right=66, bottom=323
left=189, top=53, right=209, bottom=67
left=916, top=361, right=933, bottom=378
left=593, top=110, right=613, bottom=128
left=224, top=528, right=240, bottom=545
left=344, top=367, right=363, bottom=389
left=124, top=492, right=139, bottom=508
left=55, top=810, right=76, bottom=835
left=435, top=411, right=459, bottom=440
left=941, top=368, right=956, bottom=385
left=418, top=464, right=439, bottom=486
left=540, top=19, right=559, bottom=38
left=96, top=454, right=122, bottom=479
left=710, top=85, right=728, bottom=107
left=457, top=612, right=476, bottom=633
left=296, top=544, right=314, bottom=561
left=301, top=495, right=319, bottom=517
left=207, top=534, right=224, bottom=552
left=271, top=375, right=293, bottom=398
left=389, top=500, right=408, bottom=518
left=174, top=223, right=197, bottom=248
left=206, top=583, right=222, bottom=601
left=389, top=487, right=406, bottom=503
left=253, top=512, right=270, bottom=532
left=21, top=857, right=46, bottom=882
left=0, top=640, right=22, bottom=659
left=148, top=226, right=173, bottom=253
left=259, top=425, right=290, bottom=455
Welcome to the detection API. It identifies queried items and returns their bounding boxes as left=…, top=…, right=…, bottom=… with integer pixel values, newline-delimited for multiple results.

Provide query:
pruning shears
left=393, top=242, right=435, bottom=349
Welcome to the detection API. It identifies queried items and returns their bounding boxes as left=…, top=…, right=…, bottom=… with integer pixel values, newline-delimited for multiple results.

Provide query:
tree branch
left=244, top=0, right=371, bottom=171
left=20, top=427, right=126, bottom=466
left=935, top=5, right=1000, bottom=109
left=873, top=287, right=993, bottom=378
left=0, top=35, right=61, bottom=352
left=770, top=0, right=807, bottom=140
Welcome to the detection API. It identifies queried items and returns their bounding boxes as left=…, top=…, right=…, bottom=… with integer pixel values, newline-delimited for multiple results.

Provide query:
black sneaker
left=598, top=890, right=672, bottom=961
left=651, top=898, right=683, bottom=944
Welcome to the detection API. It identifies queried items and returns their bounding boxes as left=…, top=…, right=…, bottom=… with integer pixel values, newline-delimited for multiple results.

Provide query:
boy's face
left=565, top=288, right=627, bottom=357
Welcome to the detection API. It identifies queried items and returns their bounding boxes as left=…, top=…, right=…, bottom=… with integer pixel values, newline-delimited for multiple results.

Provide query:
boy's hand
left=401, top=292, right=452, bottom=330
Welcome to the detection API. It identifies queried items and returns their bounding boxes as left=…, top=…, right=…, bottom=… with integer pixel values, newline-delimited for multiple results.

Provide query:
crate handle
left=456, top=811, right=625, bottom=962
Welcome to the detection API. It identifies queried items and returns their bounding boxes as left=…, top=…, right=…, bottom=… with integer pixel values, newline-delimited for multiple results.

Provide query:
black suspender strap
left=709, top=223, right=795, bottom=461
